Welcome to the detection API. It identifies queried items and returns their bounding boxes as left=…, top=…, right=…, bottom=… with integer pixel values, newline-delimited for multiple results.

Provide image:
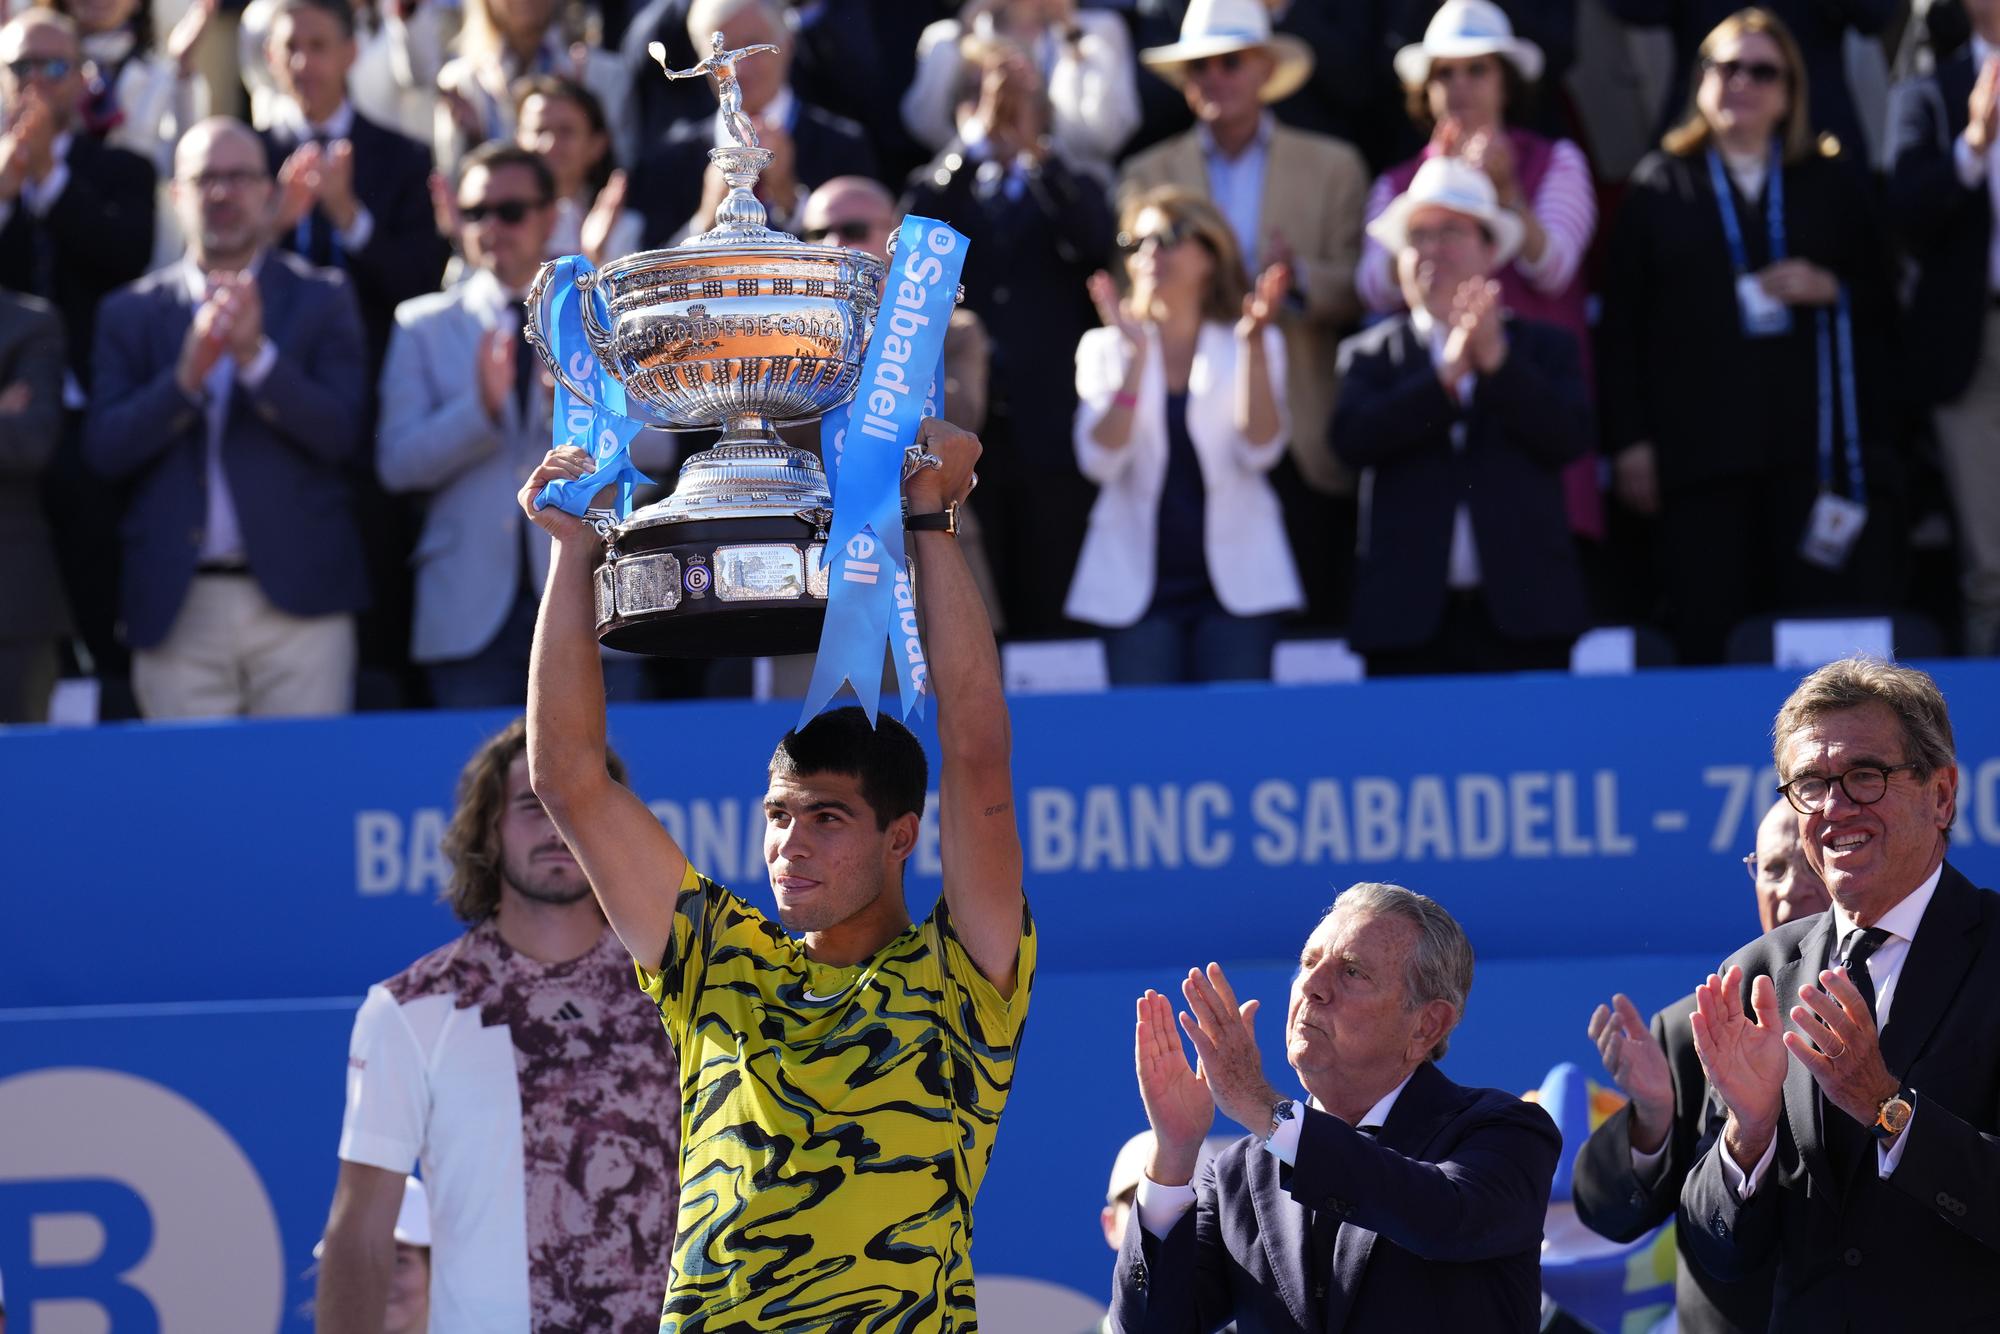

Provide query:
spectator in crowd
left=522, top=422, right=1031, bottom=1327
left=379, top=142, right=640, bottom=710
left=260, top=0, right=450, bottom=370
left=1603, top=0, right=1894, bottom=158
left=615, top=0, right=705, bottom=152
left=902, top=0, right=1140, bottom=185
left=1680, top=657, right=2000, bottom=1326
left=434, top=0, right=628, bottom=175
left=55, top=0, right=211, bottom=178
left=901, top=39, right=1114, bottom=637
left=1889, top=0, right=2000, bottom=655
left=1121, top=0, right=1367, bottom=626
left=240, top=0, right=445, bottom=143
left=82, top=117, right=369, bottom=719
left=515, top=74, right=641, bottom=265
left=0, top=290, right=68, bottom=723
left=1574, top=796, right=1830, bottom=1334
left=315, top=717, right=680, bottom=1333
left=1360, top=0, right=1602, bottom=542
left=1379, top=0, right=1583, bottom=150
left=627, top=0, right=875, bottom=244
left=1333, top=156, right=1589, bottom=677
left=1113, top=882, right=1561, bottom=1331
left=1067, top=186, right=1301, bottom=684
left=1597, top=8, right=1900, bottom=666
left=316, top=1176, right=432, bottom=1334
left=0, top=9, right=156, bottom=394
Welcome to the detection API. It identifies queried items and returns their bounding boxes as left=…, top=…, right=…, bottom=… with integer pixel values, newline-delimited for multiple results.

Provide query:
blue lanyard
left=1706, top=142, right=1785, bottom=272
left=1816, top=291, right=1865, bottom=500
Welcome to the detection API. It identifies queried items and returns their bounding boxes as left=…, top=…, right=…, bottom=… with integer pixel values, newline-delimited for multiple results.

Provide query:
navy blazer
left=1679, top=865, right=2000, bottom=1329
left=1572, top=993, right=1776, bottom=1334
left=628, top=99, right=879, bottom=247
left=1888, top=52, right=1991, bottom=406
left=1112, top=1061, right=1560, bottom=1334
left=81, top=251, right=371, bottom=650
left=261, top=110, right=450, bottom=369
left=1332, top=313, right=1589, bottom=653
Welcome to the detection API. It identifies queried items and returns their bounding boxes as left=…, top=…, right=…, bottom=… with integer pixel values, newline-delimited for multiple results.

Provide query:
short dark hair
left=270, top=0, right=356, bottom=41
left=513, top=72, right=618, bottom=191
left=769, top=707, right=927, bottom=829
left=455, top=139, right=555, bottom=202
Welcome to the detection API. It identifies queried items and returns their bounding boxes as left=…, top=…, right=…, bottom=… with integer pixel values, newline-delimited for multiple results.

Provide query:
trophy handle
left=524, top=259, right=613, bottom=409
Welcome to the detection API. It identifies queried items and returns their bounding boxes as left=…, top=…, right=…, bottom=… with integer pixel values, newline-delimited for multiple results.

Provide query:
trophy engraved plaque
left=523, top=33, right=886, bottom=657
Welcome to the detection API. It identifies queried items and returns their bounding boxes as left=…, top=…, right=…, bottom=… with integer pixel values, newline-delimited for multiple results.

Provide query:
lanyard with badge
left=1708, top=144, right=1867, bottom=568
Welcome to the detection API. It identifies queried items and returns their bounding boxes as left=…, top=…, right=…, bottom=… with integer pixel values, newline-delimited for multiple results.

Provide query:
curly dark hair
left=441, top=717, right=627, bottom=923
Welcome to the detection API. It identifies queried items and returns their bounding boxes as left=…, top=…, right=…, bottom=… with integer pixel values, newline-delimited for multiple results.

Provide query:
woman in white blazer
left=1067, top=185, right=1304, bottom=684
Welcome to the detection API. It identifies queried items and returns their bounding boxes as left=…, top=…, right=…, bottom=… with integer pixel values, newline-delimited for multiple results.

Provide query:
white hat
left=1105, top=1131, right=1237, bottom=1203
left=1365, top=155, right=1525, bottom=266
left=1139, top=0, right=1315, bottom=105
left=313, top=1177, right=432, bottom=1259
left=1394, top=0, right=1545, bottom=88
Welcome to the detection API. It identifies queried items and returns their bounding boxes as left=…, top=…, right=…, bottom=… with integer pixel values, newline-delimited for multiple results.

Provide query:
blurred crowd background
left=2, top=0, right=1995, bottom=723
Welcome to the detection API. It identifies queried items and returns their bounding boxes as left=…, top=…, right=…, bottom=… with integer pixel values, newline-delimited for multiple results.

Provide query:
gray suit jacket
left=0, top=292, right=69, bottom=641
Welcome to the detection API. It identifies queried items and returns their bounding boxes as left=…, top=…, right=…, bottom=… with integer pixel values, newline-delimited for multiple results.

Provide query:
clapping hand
left=581, top=169, right=628, bottom=268
left=1969, top=55, right=2000, bottom=153
left=1087, top=270, right=1144, bottom=352
left=1440, top=277, right=1505, bottom=393
left=1176, top=962, right=1282, bottom=1138
left=1757, top=259, right=1839, bottom=307
left=1787, top=967, right=1900, bottom=1132
left=1236, top=262, right=1289, bottom=340
left=1460, top=128, right=1519, bottom=208
left=1688, top=966, right=1788, bottom=1170
left=476, top=325, right=516, bottom=424
left=1135, top=987, right=1213, bottom=1186
left=167, top=0, right=218, bottom=77
left=1587, top=993, right=1674, bottom=1152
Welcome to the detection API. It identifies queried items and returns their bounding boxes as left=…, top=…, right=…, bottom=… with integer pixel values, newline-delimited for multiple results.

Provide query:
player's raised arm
left=520, top=446, right=686, bottom=969
left=907, top=419, right=1026, bottom=992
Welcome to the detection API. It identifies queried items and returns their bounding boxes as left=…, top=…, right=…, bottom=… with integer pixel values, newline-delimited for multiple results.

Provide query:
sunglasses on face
left=1116, top=218, right=1206, bottom=255
left=460, top=198, right=545, bottom=224
left=802, top=219, right=881, bottom=244
left=7, top=56, right=74, bottom=81
left=1703, top=56, right=1785, bottom=86
left=1185, top=51, right=1245, bottom=77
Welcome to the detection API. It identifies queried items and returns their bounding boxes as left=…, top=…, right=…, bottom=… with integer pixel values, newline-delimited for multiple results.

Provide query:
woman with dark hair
left=44, top=0, right=208, bottom=176
left=514, top=73, right=641, bottom=266
left=1598, top=7, right=1901, bottom=664
left=1066, top=185, right=1301, bottom=684
left=1358, top=0, right=1601, bottom=540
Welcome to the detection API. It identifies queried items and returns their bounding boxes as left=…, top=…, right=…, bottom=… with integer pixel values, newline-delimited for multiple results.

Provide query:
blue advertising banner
left=5, top=663, right=2000, bottom=1329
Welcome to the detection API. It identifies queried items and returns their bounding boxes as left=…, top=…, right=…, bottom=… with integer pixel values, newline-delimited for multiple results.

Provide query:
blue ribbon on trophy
left=533, top=254, right=653, bottom=519
left=801, top=216, right=966, bottom=727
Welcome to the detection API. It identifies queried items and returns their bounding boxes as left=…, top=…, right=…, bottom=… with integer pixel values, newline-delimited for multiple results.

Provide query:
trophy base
left=594, top=515, right=829, bottom=658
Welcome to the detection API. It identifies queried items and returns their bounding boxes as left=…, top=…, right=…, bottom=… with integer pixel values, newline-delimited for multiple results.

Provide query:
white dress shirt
left=182, top=256, right=277, bottom=565
left=1652, top=863, right=1943, bottom=1198
left=1134, top=1072, right=1417, bottom=1239
left=1410, top=306, right=1482, bottom=590
left=1952, top=38, right=2000, bottom=289
left=1200, top=113, right=1273, bottom=279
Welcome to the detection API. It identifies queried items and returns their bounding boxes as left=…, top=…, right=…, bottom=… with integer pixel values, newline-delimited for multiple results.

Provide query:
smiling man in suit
left=1113, top=882, right=1560, bottom=1333
left=82, top=116, right=369, bottom=719
left=1680, top=656, right=2000, bottom=1329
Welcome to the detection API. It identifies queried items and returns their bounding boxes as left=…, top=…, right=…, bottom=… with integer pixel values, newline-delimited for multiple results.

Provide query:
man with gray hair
left=1680, top=656, right=2000, bottom=1328
left=1114, top=882, right=1560, bottom=1332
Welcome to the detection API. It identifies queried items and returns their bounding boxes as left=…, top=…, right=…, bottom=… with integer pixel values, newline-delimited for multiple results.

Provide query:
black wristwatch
left=905, top=503, right=959, bottom=536
left=1267, top=1097, right=1298, bottom=1142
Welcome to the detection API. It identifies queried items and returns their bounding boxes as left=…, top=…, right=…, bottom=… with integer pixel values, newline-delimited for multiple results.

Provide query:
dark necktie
left=297, top=133, right=339, bottom=267
left=1840, top=926, right=1892, bottom=1020
left=512, top=316, right=537, bottom=421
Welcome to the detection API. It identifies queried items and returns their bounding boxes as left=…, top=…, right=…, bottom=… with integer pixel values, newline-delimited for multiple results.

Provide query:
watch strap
left=905, top=504, right=958, bottom=535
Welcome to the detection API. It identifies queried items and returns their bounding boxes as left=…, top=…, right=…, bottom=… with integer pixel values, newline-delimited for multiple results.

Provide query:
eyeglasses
left=1116, top=218, right=1207, bottom=255
left=1406, top=219, right=1483, bottom=248
left=1185, top=51, right=1245, bottom=77
left=460, top=198, right=546, bottom=224
left=1777, top=763, right=1921, bottom=815
left=802, top=219, right=880, bottom=245
left=180, top=168, right=268, bottom=191
left=1703, top=56, right=1786, bottom=86
left=7, top=56, right=74, bottom=81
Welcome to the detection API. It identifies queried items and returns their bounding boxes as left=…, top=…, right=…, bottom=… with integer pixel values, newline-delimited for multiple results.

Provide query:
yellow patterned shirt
left=638, top=863, right=1036, bottom=1333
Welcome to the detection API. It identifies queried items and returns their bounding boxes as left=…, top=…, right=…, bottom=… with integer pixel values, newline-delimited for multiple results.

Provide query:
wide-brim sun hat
left=1366, top=155, right=1525, bottom=267
left=1139, top=0, right=1316, bottom=105
left=1394, top=0, right=1545, bottom=89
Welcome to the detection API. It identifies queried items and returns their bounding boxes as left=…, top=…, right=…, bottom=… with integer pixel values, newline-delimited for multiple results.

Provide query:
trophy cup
left=523, top=33, right=886, bottom=657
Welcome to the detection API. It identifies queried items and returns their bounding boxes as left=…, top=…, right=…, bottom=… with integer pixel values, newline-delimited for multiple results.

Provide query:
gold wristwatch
left=1871, top=1088, right=1914, bottom=1140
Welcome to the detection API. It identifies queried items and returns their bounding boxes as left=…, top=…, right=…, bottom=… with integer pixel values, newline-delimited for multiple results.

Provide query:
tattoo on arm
left=983, top=801, right=1012, bottom=817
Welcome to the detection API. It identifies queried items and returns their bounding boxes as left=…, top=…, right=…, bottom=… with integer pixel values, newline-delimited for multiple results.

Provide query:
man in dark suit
left=1113, top=881, right=1560, bottom=1333
left=83, top=117, right=369, bottom=719
left=1332, top=154, right=1587, bottom=677
left=1679, top=657, right=2000, bottom=1329
left=626, top=0, right=877, bottom=244
left=0, top=290, right=68, bottom=722
left=1573, top=797, right=1830, bottom=1334
left=1888, top=4, right=2000, bottom=656
left=259, top=0, right=448, bottom=370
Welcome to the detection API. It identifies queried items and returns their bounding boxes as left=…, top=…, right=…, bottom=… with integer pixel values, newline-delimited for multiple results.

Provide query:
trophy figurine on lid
left=524, top=32, right=931, bottom=661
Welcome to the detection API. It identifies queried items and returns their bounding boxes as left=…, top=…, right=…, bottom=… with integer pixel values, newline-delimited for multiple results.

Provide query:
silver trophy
left=524, top=33, right=886, bottom=657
